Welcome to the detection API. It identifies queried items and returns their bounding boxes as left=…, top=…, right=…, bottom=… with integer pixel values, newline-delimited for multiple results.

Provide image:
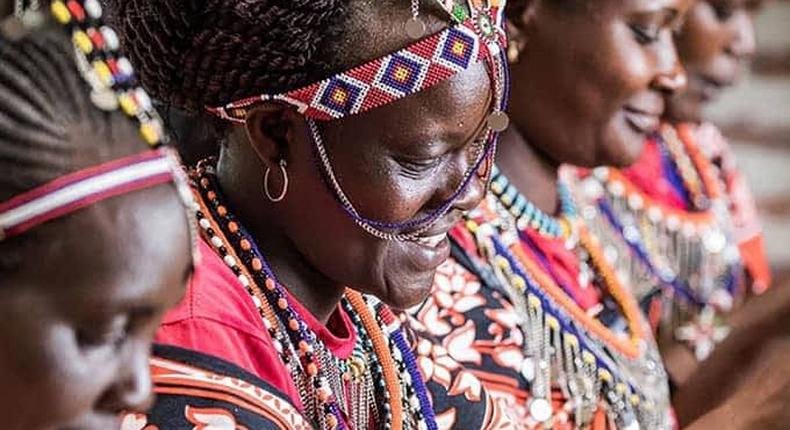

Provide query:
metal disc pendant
left=488, top=111, right=510, bottom=132
left=529, top=398, right=553, bottom=422
left=405, top=17, right=426, bottom=39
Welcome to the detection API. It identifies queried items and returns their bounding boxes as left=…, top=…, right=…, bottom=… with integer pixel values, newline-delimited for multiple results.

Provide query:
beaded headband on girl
left=0, top=149, right=188, bottom=241
left=208, top=0, right=510, bottom=242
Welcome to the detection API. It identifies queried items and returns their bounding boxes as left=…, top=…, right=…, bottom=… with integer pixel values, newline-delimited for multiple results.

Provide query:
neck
left=495, top=126, right=559, bottom=215
left=215, top=148, right=343, bottom=325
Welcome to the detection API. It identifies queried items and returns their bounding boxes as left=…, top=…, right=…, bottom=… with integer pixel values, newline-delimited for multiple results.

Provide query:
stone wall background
left=705, top=0, right=790, bottom=280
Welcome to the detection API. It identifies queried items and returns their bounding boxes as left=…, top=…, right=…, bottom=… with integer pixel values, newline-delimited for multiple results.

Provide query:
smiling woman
left=110, top=0, right=516, bottom=428
left=409, top=0, right=692, bottom=428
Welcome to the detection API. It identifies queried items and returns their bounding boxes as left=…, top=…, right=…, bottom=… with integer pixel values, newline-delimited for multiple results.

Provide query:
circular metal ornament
left=488, top=111, right=510, bottom=132
left=528, top=398, right=553, bottom=422
left=405, top=17, right=426, bottom=39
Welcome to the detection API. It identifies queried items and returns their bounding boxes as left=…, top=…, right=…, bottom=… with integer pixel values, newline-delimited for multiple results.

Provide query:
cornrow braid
left=0, top=26, right=142, bottom=201
left=111, top=0, right=349, bottom=114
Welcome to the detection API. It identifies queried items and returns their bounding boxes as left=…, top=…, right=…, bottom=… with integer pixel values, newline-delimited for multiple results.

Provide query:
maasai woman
left=409, top=0, right=694, bottom=428
left=111, top=0, right=517, bottom=428
left=0, top=2, right=193, bottom=428
left=2, top=2, right=313, bottom=429
left=572, top=0, right=771, bottom=385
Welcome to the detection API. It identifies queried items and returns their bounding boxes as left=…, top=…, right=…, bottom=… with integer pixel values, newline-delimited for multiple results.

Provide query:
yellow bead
left=72, top=30, right=93, bottom=54
left=92, top=61, right=113, bottom=86
left=140, top=123, right=159, bottom=146
left=119, top=94, right=138, bottom=116
left=51, top=1, right=71, bottom=24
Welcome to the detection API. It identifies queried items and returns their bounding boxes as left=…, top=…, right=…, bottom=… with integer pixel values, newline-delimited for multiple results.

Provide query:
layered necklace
left=575, top=123, right=741, bottom=360
left=191, top=160, right=436, bottom=430
left=467, top=166, right=671, bottom=430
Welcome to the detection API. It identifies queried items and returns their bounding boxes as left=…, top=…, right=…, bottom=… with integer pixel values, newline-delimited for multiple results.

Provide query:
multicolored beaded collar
left=464, top=191, right=672, bottom=429
left=576, top=124, right=742, bottom=360
left=208, top=0, right=510, bottom=242
left=0, top=1, right=195, bottom=242
left=193, top=164, right=436, bottom=430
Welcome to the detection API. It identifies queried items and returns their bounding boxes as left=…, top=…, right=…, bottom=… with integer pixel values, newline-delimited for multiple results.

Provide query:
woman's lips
left=624, top=109, right=661, bottom=135
left=403, top=230, right=451, bottom=272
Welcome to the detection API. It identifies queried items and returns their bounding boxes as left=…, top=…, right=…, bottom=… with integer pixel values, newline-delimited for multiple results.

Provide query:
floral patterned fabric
left=409, top=226, right=617, bottom=429
left=121, top=345, right=313, bottom=430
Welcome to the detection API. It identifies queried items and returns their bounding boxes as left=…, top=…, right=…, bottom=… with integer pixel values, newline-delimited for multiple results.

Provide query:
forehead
left=622, top=0, right=691, bottom=14
left=0, top=185, right=190, bottom=308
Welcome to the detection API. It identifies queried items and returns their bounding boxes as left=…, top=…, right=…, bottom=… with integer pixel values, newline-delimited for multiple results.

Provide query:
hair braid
left=111, top=0, right=348, bottom=113
left=0, top=26, right=142, bottom=201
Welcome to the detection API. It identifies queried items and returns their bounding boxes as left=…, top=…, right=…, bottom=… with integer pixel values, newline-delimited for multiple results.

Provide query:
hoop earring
left=263, top=159, right=289, bottom=202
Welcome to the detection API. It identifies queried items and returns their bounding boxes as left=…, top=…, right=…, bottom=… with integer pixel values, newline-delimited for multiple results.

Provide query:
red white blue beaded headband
left=207, top=0, right=508, bottom=124
left=208, top=0, right=510, bottom=242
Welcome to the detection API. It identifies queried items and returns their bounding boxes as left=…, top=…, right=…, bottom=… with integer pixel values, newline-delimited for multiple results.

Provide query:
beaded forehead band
left=208, top=0, right=510, bottom=242
left=0, top=1, right=197, bottom=243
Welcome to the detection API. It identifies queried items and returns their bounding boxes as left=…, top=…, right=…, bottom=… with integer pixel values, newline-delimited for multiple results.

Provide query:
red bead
left=306, top=363, right=318, bottom=377
left=105, top=58, right=119, bottom=75
left=66, top=0, right=85, bottom=21
left=87, top=28, right=104, bottom=50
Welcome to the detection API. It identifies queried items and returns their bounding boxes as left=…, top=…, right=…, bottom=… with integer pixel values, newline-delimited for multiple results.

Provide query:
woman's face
left=666, top=0, right=763, bottom=123
left=0, top=186, right=191, bottom=430
left=246, top=5, right=494, bottom=310
left=509, top=0, right=691, bottom=168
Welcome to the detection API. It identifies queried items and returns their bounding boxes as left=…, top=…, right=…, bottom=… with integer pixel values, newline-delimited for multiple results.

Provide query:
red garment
left=520, top=229, right=602, bottom=312
left=155, top=239, right=357, bottom=410
left=622, top=138, right=687, bottom=210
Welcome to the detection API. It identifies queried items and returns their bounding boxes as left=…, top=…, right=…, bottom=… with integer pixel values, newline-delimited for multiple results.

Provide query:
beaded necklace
left=575, top=123, right=742, bottom=360
left=464, top=167, right=671, bottom=429
left=192, top=161, right=435, bottom=430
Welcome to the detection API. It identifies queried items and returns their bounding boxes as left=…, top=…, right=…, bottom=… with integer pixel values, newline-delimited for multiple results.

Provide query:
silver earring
left=263, top=159, right=289, bottom=202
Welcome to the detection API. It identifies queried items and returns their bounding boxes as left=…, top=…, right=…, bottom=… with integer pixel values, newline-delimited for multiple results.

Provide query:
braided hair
left=111, top=0, right=349, bottom=114
left=0, top=26, right=143, bottom=200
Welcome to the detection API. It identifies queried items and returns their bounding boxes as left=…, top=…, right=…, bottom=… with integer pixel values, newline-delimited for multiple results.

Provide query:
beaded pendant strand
left=191, top=161, right=435, bottom=430
left=463, top=168, right=672, bottom=429
left=573, top=123, right=741, bottom=360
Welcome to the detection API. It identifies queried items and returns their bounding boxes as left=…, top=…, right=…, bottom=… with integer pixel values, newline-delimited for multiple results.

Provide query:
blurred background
left=706, top=0, right=790, bottom=285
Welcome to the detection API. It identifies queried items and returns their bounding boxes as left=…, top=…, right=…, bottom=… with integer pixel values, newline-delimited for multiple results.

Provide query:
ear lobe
left=244, top=103, right=299, bottom=167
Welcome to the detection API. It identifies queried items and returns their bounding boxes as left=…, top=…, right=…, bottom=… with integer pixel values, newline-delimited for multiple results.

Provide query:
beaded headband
left=209, top=0, right=510, bottom=242
left=207, top=0, right=508, bottom=125
left=50, top=0, right=168, bottom=147
left=0, top=149, right=188, bottom=241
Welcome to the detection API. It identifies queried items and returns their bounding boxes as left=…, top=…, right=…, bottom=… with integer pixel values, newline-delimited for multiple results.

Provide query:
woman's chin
left=380, top=271, right=436, bottom=311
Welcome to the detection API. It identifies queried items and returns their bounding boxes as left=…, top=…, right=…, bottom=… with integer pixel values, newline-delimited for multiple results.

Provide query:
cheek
left=0, top=319, right=110, bottom=427
left=678, top=8, right=728, bottom=69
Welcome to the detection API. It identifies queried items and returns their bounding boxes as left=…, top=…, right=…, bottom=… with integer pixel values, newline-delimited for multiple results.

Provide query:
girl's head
left=0, top=16, right=193, bottom=430
left=114, top=0, right=505, bottom=308
left=665, top=0, right=764, bottom=123
left=506, top=0, right=691, bottom=168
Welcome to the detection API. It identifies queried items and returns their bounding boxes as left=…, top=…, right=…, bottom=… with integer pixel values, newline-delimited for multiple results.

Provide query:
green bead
left=452, top=4, right=468, bottom=22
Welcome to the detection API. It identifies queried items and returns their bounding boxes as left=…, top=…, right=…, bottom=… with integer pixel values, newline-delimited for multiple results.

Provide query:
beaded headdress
left=208, top=0, right=510, bottom=242
left=0, top=0, right=196, bottom=243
